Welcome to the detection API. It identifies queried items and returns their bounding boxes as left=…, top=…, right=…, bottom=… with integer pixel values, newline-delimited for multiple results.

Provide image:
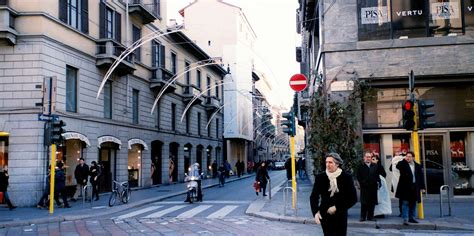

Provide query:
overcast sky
left=166, top=0, right=300, bottom=109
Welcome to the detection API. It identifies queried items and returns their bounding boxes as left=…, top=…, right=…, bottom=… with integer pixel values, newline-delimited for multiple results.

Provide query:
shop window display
left=128, top=145, right=142, bottom=188
left=450, top=132, right=472, bottom=195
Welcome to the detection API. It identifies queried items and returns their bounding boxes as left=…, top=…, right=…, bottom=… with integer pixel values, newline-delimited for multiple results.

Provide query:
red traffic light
left=404, top=100, right=414, bottom=111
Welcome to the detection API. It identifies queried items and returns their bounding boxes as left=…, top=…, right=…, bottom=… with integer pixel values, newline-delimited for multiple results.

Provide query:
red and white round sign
left=289, top=74, right=308, bottom=92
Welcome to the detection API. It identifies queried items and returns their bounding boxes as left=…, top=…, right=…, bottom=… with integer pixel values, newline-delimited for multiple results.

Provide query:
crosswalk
left=112, top=201, right=248, bottom=220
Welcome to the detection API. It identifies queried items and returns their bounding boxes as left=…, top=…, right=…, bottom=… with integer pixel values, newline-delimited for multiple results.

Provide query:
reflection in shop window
left=450, top=132, right=471, bottom=194
left=0, top=135, right=8, bottom=168
left=128, top=145, right=142, bottom=188
left=64, top=139, right=84, bottom=186
left=429, top=0, right=462, bottom=36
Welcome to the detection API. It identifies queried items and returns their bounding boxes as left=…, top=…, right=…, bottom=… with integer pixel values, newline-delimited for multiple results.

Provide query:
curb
left=245, top=185, right=474, bottom=232
left=0, top=175, right=254, bottom=228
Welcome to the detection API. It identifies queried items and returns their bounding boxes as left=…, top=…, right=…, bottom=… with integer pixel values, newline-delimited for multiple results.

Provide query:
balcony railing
left=204, top=96, right=221, bottom=112
left=96, top=39, right=135, bottom=74
left=128, top=0, right=159, bottom=24
left=149, top=67, right=175, bottom=93
left=0, top=0, right=17, bottom=45
left=182, top=85, right=203, bottom=106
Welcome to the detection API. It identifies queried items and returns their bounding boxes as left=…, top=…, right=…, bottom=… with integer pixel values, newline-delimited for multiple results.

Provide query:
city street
left=1, top=171, right=473, bottom=235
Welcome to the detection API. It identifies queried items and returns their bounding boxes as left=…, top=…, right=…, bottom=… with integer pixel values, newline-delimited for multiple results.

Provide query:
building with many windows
left=179, top=0, right=257, bottom=172
left=297, top=0, right=474, bottom=195
left=0, top=0, right=226, bottom=206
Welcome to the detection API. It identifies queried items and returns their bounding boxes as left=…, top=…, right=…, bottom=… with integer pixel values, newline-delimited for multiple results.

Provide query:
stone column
left=162, top=142, right=170, bottom=184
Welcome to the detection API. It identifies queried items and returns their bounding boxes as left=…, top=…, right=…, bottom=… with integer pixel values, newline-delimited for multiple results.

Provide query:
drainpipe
left=125, top=0, right=130, bottom=112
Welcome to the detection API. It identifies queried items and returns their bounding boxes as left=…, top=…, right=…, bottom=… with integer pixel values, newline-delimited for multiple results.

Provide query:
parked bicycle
left=108, top=180, right=130, bottom=207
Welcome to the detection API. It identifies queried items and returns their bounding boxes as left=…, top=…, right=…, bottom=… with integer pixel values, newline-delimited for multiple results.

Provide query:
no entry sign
left=289, top=74, right=307, bottom=92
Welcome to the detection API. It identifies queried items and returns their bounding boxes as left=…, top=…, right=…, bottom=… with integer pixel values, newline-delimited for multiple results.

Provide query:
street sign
left=289, top=74, right=307, bottom=92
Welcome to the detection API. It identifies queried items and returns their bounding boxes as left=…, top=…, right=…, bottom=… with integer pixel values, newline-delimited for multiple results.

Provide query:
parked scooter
left=185, top=163, right=202, bottom=203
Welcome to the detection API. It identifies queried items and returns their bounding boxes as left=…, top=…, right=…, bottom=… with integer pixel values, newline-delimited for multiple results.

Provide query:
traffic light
left=281, top=111, right=295, bottom=136
left=418, top=100, right=435, bottom=130
left=51, top=119, right=66, bottom=144
left=402, top=100, right=415, bottom=130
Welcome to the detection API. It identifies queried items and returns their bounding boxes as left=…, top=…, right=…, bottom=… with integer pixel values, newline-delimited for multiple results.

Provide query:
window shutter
left=81, top=0, right=89, bottom=34
left=99, top=1, right=106, bottom=38
left=151, top=41, right=157, bottom=67
left=160, top=45, right=165, bottom=68
left=58, top=0, right=67, bottom=23
left=115, top=12, right=121, bottom=42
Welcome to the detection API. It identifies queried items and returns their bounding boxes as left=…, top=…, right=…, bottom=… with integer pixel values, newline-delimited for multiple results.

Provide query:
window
left=66, top=66, right=77, bottom=113
left=357, top=0, right=391, bottom=40
left=171, top=103, right=176, bottom=131
left=156, top=104, right=160, bottom=128
left=391, top=0, right=427, bottom=39
left=197, top=70, right=202, bottom=89
left=0, top=135, right=8, bottom=169
left=132, top=25, right=141, bottom=62
left=152, top=41, right=165, bottom=68
left=207, top=115, right=211, bottom=137
left=466, top=0, right=474, bottom=32
left=186, top=112, right=190, bottom=134
left=132, top=89, right=139, bottom=124
left=99, top=1, right=121, bottom=41
left=216, top=82, right=219, bottom=98
left=207, top=76, right=211, bottom=96
left=185, top=61, right=191, bottom=85
left=59, top=0, right=89, bottom=34
left=171, top=52, right=177, bottom=74
left=197, top=112, right=201, bottom=135
left=428, top=0, right=462, bottom=36
left=104, top=80, right=112, bottom=119
left=216, top=118, right=219, bottom=138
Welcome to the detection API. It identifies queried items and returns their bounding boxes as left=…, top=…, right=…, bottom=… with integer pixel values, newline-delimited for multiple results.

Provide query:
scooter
left=185, top=173, right=199, bottom=203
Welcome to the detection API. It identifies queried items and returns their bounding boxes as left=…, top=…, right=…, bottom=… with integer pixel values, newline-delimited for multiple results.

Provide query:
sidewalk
left=246, top=177, right=474, bottom=232
left=0, top=174, right=253, bottom=228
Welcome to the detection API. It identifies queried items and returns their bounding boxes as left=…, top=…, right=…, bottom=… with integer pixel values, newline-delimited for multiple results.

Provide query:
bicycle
left=108, top=180, right=130, bottom=207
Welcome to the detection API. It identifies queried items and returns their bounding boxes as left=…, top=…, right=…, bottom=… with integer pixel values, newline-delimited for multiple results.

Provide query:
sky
left=166, top=0, right=301, bottom=109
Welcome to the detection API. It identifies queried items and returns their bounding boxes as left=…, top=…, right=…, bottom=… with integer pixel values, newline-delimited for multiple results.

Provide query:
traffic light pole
left=290, top=135, right=297, bottom=209
left=413, top=103, right=424, bottom=219
left=49, top=143, right=56, bottom=214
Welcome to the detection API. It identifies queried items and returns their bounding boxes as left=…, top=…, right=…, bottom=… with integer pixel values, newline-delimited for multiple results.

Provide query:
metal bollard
left=268, top=179, right=272, bottom=200
left=82, top=185, right=93, bottom=208
left=439, top=185, right=451, bottom=217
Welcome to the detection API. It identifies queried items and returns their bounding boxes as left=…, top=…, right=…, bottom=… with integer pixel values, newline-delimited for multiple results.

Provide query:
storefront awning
left=62, top=132, right=91, bottom=147
left=98, top=135, right=122, bottom=149
left=128, top=138, right=148, bottom=150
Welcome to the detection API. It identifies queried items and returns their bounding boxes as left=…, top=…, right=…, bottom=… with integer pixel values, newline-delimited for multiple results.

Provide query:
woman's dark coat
left=0, top=171, right=9, bottom=192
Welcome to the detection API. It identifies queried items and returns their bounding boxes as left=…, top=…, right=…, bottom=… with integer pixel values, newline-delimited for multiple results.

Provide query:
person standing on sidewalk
left=310, top=153, right=357, bottom=236
left=71, top=158, right=89, bottom=202
left=356, top=152, right=380, bottom=222
left=255, top=162, right=270, bottom=196
left=89, top=161, right=101, bottom=201
left=0, top=165, right=17, bottom=210
left=396, top=151, right=425, bottom=225
left=55, top=161, right=71, bottom=208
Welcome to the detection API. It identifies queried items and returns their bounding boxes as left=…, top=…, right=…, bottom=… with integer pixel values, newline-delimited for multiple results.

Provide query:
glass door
left=421, top=134, right=447, bottom=194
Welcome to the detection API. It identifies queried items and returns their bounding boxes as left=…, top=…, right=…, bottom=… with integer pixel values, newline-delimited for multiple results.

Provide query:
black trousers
left=91, top=182, right=99, bottom=200
left=55, top=188, right=69, bottom=207
left=360, top=203, right=375, bottom=220
left=321, top=211, right=348, bottom=236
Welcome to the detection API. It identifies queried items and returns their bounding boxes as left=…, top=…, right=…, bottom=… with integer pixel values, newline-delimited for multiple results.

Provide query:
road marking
left=114, top=206, right=163, bottom=220
left=143, top=205, right=187, bottom=218
left=154, top=200, right=250, bottom=205
left=206, top=205, right=239, bottom=219
left=176, top=205, right=212, bottom=218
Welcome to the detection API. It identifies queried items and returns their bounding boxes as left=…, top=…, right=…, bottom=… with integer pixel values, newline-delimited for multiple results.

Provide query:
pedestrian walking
left=55, top=161, right=71, bottom=208
left=396, top=151, right=425, bottom=225
left=224, top=160, right=231, bottom=178
left=285, top=158, right=292, bottom=181
left=71, top=158, right=89, bottom=202
left=255, top=162, right=270, bottom=196
left=310, top=153, right=357, bottom=236
left=235, top=160, right=242, bottom=177
left=0, top=165, right=17, bottom=210
left=356, top=152, right=380, bottom=221
left=89, top=161, right=101, bottom=201
left=297, top=158, right=303, bottom=179
left=212, top=160, right=218, bottom=179
left=218, top=164, right=226, bottom=187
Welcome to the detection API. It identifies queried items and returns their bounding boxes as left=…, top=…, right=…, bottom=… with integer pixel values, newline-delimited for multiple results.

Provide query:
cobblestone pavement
left=0, top=216, right=320, bottom=236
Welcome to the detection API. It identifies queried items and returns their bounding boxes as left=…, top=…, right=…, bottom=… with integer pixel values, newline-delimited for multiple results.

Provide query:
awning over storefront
left=98, top=135, right=122, bottom=149
left=128, top=138, right=148, bottom=150
left=62, top=132, right=91, bottom=147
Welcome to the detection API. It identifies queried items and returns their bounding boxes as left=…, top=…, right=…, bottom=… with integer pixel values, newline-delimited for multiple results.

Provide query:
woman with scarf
left=310, top=153, right=357, bottom=236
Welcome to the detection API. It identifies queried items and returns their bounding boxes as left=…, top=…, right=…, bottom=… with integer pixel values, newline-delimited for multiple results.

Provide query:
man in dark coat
left=396, top=151, right=425, bottom=225
left=55, top=161, right=71, bottom=208
left=72, top=158, right=89, bottom=201
left=356, top=152, right=380, bottom=221
left=310, top=153, right=357, bottom=236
